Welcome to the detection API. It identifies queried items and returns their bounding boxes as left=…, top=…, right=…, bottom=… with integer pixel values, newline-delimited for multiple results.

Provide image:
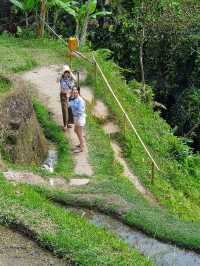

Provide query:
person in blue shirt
left=69, top=87, right=86, bottom=153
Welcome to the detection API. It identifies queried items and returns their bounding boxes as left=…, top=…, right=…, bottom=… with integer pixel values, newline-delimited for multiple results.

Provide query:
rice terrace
left=1, top=1, right=200, bottom=265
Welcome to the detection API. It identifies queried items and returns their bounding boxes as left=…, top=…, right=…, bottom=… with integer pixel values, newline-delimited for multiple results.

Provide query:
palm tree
left=37, top=0, right=47, bottom=37
left=74, top=0, right=111, bottom=46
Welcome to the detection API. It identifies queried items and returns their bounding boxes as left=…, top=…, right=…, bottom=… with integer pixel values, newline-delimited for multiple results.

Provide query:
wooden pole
left=69, top=50, right=72, bottom=69
left=151, top=162, right=155, bottom=183
left=95, top=62, right=97, bottom=90
left=123, top=114, right=126, bottom=136
left=77, top=71, right=80, bottom=94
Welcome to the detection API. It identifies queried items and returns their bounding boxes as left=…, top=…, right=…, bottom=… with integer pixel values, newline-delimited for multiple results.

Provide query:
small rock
left=69, top=178, right=90, bottom=186
left=81, top=87, right=94, bottom=104
left=9, top=118, right=21, bottom=130
left=103, top=122, right=120, bottom=135
left=92, top=100, right=109, bottom=120
left=6, top=131, right=18, bottom=145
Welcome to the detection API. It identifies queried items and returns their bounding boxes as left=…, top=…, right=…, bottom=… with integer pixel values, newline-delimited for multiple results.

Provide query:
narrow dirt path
left=81, top=87, right=158, bottom=205
left=22, top=65, right=93, bottom=177
left=3, top=170, right=90, bottom=191
left=110, top=142, right=157, bottom=204
left=21, top=64, right=157, bottom=204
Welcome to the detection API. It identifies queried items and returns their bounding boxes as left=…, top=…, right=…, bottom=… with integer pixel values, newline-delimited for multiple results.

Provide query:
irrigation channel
left=68, top=207, right=200, bottom=266
left=0, top=226, right=65, bottom=266
left=42, top=144, right=58, bottom=173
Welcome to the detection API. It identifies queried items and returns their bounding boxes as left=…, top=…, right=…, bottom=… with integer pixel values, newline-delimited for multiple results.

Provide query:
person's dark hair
left=61, top=71, right=71, bottom=80
left=73, top=85, right=80, bottom=95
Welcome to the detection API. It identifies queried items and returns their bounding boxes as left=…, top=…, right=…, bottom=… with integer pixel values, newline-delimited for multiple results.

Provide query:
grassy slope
left=2, top=35, right=200, bottom=256
left=0, top=36, right=153, bottom=265
left=36, top=111, right=200, bottom=252
left=0, top=173, right=152, bottom=266
left=0, top=36, right=65, bottom=75
left=71, top=50, right=200, bottom=222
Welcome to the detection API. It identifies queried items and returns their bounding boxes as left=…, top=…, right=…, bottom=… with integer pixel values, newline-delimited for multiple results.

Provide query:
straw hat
left=63, top=65, right=71, bottom=74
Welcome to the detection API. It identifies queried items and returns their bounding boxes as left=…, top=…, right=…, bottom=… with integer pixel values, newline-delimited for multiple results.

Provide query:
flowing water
left=0, top=226, right=65, bottom=266
left=42, top=146, right=58, bottom=173
left=69, top=208, right=200, bottom=266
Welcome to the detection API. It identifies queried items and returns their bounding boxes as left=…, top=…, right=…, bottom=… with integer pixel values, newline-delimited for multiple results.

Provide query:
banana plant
left=73, top=0, right=111, bottom=46
left=47, top=0, right=76, bottom=30
left=9, top=0, right=39, bottom=26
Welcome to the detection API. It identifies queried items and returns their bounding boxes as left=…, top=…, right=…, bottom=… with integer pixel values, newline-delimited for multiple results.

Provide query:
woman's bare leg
left=75, top=125, right=84, bottom=150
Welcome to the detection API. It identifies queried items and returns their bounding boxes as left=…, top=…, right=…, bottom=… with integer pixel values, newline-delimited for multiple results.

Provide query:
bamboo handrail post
left=123, top=113, right=126, bottom=136
left=94, top=62, right=97, bottom=90
left=151, top=162, right=155, bottom=184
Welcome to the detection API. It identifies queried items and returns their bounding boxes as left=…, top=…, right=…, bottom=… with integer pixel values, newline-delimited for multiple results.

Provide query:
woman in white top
left=69, top=88, right=86, bottom=153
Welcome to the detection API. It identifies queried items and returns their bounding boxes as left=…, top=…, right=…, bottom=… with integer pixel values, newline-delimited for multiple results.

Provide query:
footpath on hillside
left=18, top=64, right=157, bottom=204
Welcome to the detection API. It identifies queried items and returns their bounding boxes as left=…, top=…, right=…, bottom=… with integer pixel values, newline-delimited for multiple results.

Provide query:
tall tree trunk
left=37, top=0, right=47, bottom=38
left=25, top=12, right=29, bottom=27
left=53, top=9, right=59, bottom=30
left=80, top=0, right=91, bottom=46
left=139, top=27, right=146, bottom=101
left=75, top=21, right=80, bottom=42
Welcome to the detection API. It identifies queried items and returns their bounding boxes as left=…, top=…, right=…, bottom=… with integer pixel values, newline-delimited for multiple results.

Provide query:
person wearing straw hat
left=59, top=65, right=76, bottom=131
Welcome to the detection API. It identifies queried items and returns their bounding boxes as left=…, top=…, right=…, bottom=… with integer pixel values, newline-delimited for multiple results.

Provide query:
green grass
left=1, top=35, right=200, bottom=258
left=70, top=50, right=200, bottom=222
left=0, top=173, right=152, bottom=266
left=86, top=112, right=123, bottom=177
left=34, top=111, right=200, bottom=252
left=0, top=76, right=12, bottom=93
left=32, top=98, right=74, bottom=178
left=0, top=35, right=66, bottom=75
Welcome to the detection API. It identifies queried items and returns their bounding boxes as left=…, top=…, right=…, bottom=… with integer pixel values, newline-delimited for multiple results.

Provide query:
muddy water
left=0, top=226, right=65, bottom=266
left=69, top=208, right=200, bottom=266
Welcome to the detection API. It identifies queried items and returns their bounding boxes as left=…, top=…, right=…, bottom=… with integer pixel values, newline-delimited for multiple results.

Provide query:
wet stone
left=49, top=178, right=69, bottom=190
left=6, top=131, right=18, bottom=145
left=92, top=100, right=109, bottom=120
left=81, top=87, right=94, bottom=104
left=103, top=122, right=120, bottom=135
left=69, top=178, right=90, bottom=186
left=9, top=119, right=21, bottom=130
left=3, top=171, right=47, bottom=186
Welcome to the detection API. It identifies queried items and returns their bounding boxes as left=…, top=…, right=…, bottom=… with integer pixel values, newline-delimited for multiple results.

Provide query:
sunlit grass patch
left=0, top=76, right=12, bottom=93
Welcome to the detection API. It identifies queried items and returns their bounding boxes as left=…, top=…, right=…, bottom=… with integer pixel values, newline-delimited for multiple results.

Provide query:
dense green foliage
left=89, top=0, right=200, bottom=150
